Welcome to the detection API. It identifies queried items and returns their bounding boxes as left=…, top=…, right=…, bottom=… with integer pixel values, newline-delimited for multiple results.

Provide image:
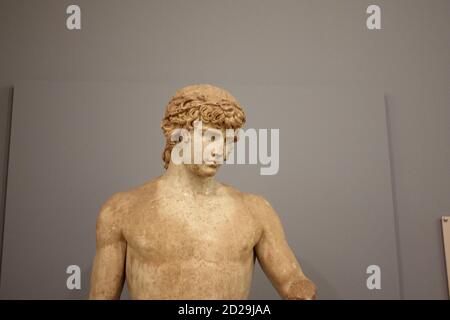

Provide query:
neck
left=162, top=163, right=218, bottom=195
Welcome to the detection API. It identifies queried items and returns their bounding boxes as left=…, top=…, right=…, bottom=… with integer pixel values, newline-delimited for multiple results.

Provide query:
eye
left=178, top=135, right=183, bottom=142
left=211, top=136, right=216, bottom=141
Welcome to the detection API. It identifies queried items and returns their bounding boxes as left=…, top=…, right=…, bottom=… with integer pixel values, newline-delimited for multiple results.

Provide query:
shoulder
left=243, top=192, right=272, bottom=208
left=96, top=191, right=132, bottom=235
left=238, top=192, right=286, bottom=236
left=220, top=183, right=278, bottom=220
left=97, top=178, right=160, bottom=228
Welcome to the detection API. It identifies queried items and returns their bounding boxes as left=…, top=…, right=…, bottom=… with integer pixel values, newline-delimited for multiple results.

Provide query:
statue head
left=161, top=84, right=246, bottom=177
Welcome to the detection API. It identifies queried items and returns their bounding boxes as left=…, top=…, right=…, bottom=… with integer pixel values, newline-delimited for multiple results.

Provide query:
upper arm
left=249, top=194, right=316, bottom=299
left=89, top=192, right=128, bottom=299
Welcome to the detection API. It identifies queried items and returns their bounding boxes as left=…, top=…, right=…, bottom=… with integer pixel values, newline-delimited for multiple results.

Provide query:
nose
left=211, top=146, right=224, bottom=162
left=211, top=150, right=222, bottom=159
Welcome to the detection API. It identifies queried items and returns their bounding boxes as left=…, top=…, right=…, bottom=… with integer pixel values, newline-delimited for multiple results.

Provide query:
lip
left=206, top=163, right=219, bottom=168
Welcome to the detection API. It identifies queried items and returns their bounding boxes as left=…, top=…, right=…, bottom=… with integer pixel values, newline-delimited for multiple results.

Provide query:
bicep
left=90, top=240, right=126, bottom=299
left=89, top=194, right=127, bottom=299
left=254, top=205, right=305, bottom=290
left=251, top=195, right=313, bottom=298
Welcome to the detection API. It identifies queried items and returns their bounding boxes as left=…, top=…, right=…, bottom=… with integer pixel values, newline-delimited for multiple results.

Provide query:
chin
left=192, top=164, right=219, bottom=177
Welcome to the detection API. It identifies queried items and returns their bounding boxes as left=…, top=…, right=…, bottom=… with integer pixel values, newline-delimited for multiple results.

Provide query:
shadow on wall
left=0, top=86, right=13, bottom=285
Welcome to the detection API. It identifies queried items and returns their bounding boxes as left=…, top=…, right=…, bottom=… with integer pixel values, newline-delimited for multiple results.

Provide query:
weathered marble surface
left=89, top=85, right=316, bottom=300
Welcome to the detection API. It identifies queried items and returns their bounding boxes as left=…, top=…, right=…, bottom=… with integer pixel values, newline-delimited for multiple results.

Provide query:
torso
left=121, top=179, right=262, bottom=299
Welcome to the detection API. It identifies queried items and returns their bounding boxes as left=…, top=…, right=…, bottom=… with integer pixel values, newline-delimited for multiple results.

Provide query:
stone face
left=89, top=84, right=316, bottom=300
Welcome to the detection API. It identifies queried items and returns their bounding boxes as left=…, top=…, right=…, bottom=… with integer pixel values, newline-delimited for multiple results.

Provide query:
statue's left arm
left=249, top=194, right=317, bottom=300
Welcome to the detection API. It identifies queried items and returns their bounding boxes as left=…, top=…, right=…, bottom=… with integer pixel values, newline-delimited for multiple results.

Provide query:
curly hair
left=161, top=84, right=246, bottom=169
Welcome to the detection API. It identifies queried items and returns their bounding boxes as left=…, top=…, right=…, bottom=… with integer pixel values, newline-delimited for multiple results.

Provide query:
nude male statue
left=89, top=84, right=316, bottom=300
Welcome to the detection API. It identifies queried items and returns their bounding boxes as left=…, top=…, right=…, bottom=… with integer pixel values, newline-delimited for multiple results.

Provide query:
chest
left=124, top=194, right=261, bottom=262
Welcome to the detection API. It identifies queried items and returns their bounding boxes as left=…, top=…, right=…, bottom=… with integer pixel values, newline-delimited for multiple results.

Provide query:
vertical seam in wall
left=384, top=94, right=405, bottom=299
left=0, top=87, right=14, bottom=286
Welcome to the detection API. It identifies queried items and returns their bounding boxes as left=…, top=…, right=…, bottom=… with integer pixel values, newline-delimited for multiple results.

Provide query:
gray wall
left=0, top=87, right=12, bottom=279
left=0, top=83, right=399, bottom=299
left=0, top=0, right=449, bottom=299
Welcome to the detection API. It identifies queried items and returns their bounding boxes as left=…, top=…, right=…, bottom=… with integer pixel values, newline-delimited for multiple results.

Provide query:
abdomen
left=125, top=249, right=255, bottom=299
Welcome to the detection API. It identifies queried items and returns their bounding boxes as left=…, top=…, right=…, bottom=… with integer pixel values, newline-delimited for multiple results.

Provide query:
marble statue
left=89, top=84, right=316, bottom=300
